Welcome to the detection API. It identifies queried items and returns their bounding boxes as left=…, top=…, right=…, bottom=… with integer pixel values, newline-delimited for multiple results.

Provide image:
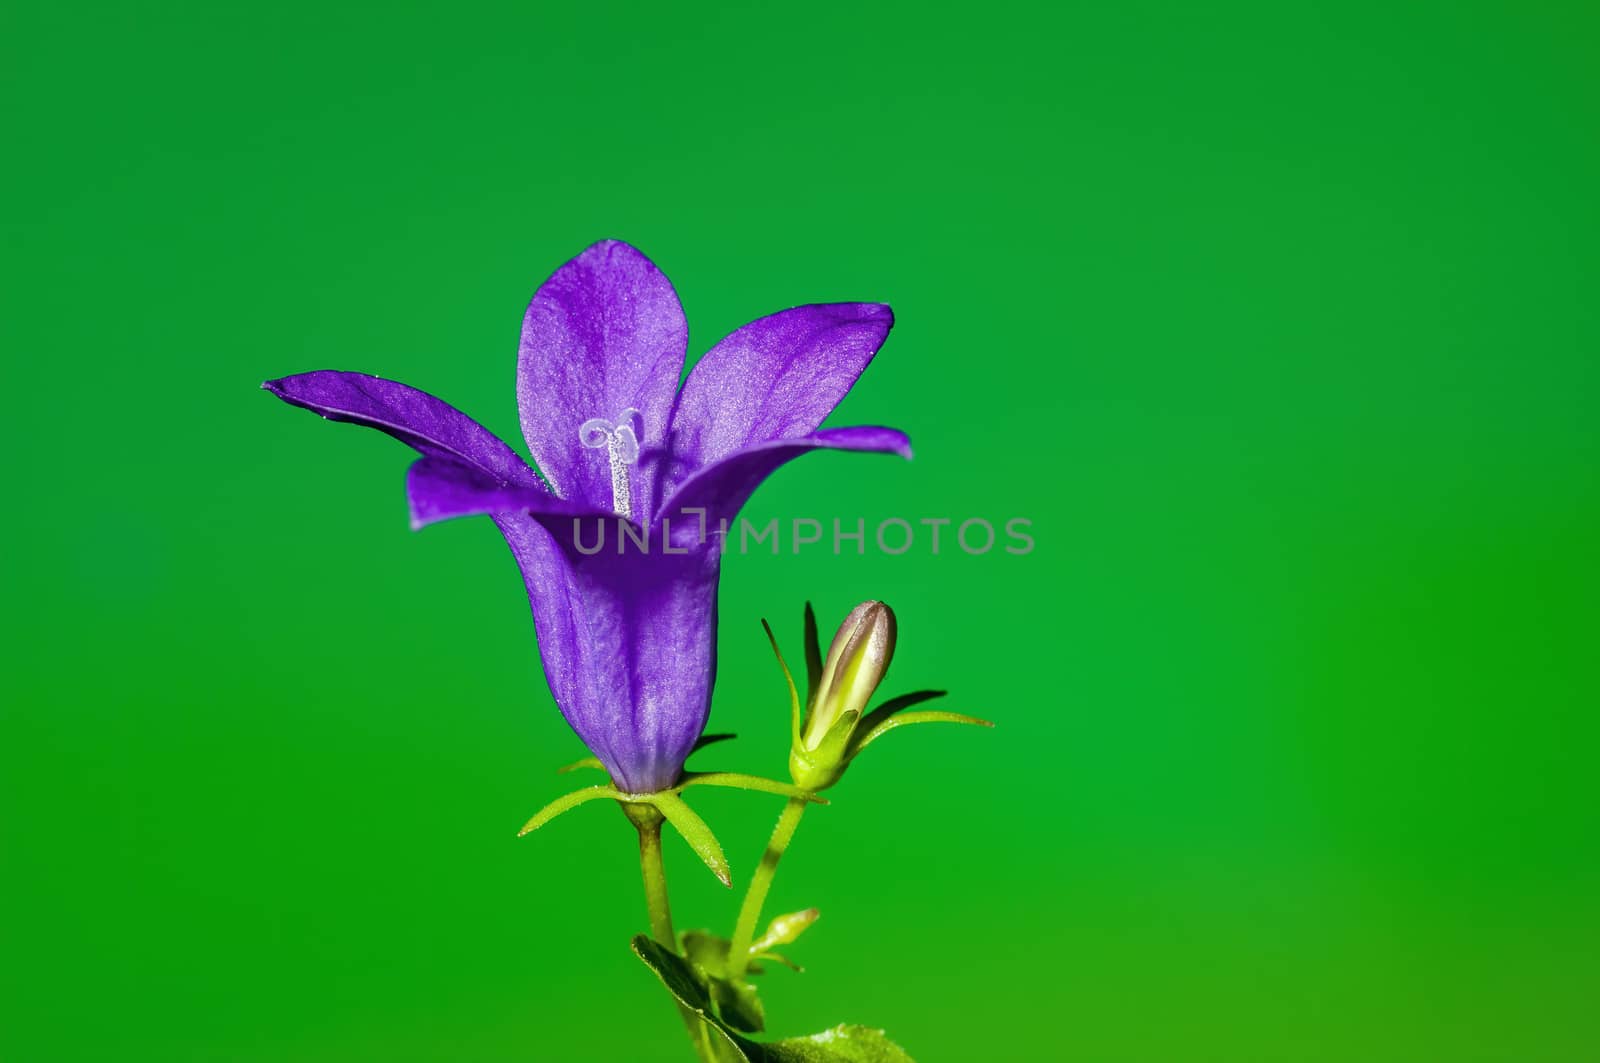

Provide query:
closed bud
left=790, top=601, right=896, bottom=790
left=803, top=600, right=896, bottom=749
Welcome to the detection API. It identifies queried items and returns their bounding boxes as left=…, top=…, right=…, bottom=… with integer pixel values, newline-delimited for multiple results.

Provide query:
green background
left=4, top=1, right=1597, bottom=1059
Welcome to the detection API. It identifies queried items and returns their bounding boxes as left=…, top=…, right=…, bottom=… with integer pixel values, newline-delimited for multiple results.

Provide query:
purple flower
left=265, top=241, right=909, bottom=794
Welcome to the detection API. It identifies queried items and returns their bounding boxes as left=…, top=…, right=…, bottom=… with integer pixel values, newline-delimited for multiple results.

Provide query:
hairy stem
left=637, top=814, right=678, bottom=947
left=628, top=803, right=717, bottom=1062
left=726, top=796, right=809, bottom=980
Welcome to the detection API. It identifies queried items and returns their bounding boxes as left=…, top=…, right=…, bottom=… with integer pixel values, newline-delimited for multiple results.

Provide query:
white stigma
left=579, top=408, right=643, bottom=520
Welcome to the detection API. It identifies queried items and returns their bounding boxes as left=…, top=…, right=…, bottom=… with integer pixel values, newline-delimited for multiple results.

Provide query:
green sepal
left=516, top=784, right=618, bottom=835
left=761, top=618, right=804, bottom=748
left=651, top=790, right=732, bottom=888
left=812, top=709, right=860, bottom=765
left=632, top=936, right=914, bottom=1062
left=789, top=708, right=860, bottom=791
left=524, top=770, right=789, bottom=887
left=691, top=732, right=739, bottom=756
left=850, top=709, right=994, bottom=757
left=853, top=690, right=948, bottom=739
left=802, top=602, right=823, bottom=712
left=681, top=772, right=828, bottom=804
left=555, top=755, right=607, bottom=775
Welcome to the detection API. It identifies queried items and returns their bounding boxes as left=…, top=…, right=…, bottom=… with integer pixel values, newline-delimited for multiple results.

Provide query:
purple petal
left=494, top=514, right=718, bottom=793
left=517, top=241, right=688, bottom=516
left=264, top=371, right=539, bottom=488
left=267, top=366, right=713, bottom=792
left=405, top=457, right=608, bottom=530
left=663, top=303, right=894, bottom=496
left=657, top=426, right=912, bottom=538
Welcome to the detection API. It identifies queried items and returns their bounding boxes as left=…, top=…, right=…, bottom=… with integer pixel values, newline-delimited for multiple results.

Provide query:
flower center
left=578, top=408, right=643, bottom=520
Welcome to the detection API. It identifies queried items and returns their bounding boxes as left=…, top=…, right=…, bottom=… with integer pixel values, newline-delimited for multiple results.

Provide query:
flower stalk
left=624, top=802, right=720, bottom=1063
left=725, top=796, right=810, bottom=982
left=625, top=802, right=678, bottom=947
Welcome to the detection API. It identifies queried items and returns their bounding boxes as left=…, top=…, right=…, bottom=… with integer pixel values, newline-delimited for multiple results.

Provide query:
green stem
left=627, top=803, right=717, bottom=1063
left=636, top=812, right=678, bottom=946
left=726, top=796, right=808, bottom=980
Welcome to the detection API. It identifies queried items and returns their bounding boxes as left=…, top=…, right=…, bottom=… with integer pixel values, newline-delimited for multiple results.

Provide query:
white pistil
left=579, top=408, right=643, bottom=520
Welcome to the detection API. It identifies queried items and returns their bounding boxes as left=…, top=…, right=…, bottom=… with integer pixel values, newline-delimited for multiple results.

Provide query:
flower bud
left=803, top=600, right=896, bottom=749
left=789, top=601, right=896, bottom=790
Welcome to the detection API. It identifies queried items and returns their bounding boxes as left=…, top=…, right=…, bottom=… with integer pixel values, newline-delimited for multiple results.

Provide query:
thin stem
left=637, top=815, right=678, bottom=946
left=627, top=803, right=715, bottom=1063
left=726, top=796, right=809, bottom=980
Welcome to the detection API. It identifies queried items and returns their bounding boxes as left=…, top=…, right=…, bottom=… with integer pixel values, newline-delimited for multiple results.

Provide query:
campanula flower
left=265, top=241, right=909, bottom=794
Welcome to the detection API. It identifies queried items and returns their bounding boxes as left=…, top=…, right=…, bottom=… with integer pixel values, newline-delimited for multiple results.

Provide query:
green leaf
left=515, top=784, right=617, bottom=836
left=632, top=936, right=749, bottom=1058
left=759, top=1025, right=915, bottom=1062
left=651, top=791, right=732, bottom=887
left=680, top=929, right=733, bottom=978
left=684, top=930, right=773, bottom=977
left=750, top=908, right=819, bottom=954
left=712, top=976, right=766, bottom=1033
left=632, top=937, right=916, bottom=1062
left=676, top=931, right=767, bottom=1031
left=631, top=936, right=716, bottom=1015
left=752, top=950, right=802, bottom=972
left=850, top=709, right=994, bottom=757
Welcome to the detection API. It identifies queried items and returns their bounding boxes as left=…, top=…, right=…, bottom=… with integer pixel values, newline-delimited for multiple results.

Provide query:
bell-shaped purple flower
left=265, top=241, right=909, bottom=793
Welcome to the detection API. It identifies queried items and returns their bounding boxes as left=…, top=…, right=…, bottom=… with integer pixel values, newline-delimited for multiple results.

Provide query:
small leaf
left=632, top=938, right=915, bottom=1062
left=750, top=908, right=819, bottom=954
left=680, top=772, right=828, bottom=804
left=713, top=976, right=766, bottom=1033
left=555, top=755, right=606, bottom=775
left=631, top=937, right=718, bottom=1019
left=632, top=937, right=751, bottom=1059
left=759, top=1024, right=915, bottom=1062
left=651, top=791, right=732, bottom=887
left=752, top=950, right=803, bottom=972
left=516, top=785, right=617, bottom=836
left=681, top=929, right=732, bottom=978
left=678, top=931, right=766, bottom=1030
left=850, top=710, right=994, bottom=757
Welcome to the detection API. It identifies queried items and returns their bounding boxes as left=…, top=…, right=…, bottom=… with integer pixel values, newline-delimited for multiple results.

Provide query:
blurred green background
left=3, top=1, right=1597, bottom=1059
